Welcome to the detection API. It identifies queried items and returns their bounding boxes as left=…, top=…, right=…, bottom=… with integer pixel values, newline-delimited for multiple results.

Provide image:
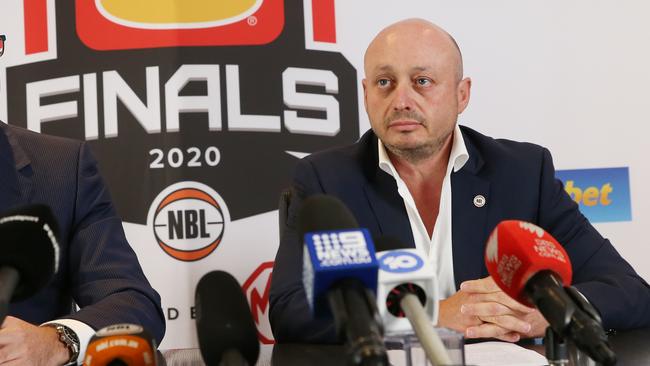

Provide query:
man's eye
left=377, top=79, right=390, bottom=87
left=416, top=78, right=431, bottom=86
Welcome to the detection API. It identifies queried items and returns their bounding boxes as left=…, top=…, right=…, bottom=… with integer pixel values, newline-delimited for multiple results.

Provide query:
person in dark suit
left=269, top=18, right=650, bottom=344
left=0, top=121, right=165, bottom=365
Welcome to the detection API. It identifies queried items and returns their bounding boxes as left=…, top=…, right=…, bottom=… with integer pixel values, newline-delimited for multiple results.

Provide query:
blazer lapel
left=451, top=128, right=491, bottom=289
left=358, top=131, right=414, bottom=250
left=363, top=173, right=414, bottom=250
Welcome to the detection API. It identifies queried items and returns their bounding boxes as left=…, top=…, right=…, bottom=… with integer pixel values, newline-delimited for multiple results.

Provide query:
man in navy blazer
left=270, top=19, right=650, bottom=343
left=0, top=121, right=165, bottom=364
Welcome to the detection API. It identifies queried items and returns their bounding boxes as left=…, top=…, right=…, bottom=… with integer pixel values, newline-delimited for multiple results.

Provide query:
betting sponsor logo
left=556, top=167, right=632, bottom=223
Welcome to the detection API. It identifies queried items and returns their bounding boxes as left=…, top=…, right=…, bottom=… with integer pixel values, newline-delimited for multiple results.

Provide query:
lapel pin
left=473, top=195, right=486, bottom=208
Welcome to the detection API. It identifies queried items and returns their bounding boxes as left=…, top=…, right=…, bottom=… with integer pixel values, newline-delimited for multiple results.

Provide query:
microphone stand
left=545, top=327, right=569, bottom=366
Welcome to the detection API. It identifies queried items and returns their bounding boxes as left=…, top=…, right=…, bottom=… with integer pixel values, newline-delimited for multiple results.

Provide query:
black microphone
left=195, top=270, right=260, bottom=366
left=300, top=194, right=388, bottom=366
left=0, top=204, right=60, bottom=321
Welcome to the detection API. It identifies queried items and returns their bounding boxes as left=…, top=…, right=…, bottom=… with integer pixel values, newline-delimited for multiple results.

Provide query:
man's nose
left=392, top=84, right=415, bottom=111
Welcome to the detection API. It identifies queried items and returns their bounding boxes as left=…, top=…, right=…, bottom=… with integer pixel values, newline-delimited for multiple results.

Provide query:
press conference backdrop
left=0, top=0, right=647, bottom=349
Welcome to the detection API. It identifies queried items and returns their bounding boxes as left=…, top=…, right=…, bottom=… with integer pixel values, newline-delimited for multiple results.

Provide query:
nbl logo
left=379, top=251, right=424, bottom=273
left=148, top=182, right=230, bottom=261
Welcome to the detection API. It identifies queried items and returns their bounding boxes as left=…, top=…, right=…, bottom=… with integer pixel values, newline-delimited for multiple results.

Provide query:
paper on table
left=387, top=341, right=548, bottom=366
left=465, top=341, right=548, bottom=366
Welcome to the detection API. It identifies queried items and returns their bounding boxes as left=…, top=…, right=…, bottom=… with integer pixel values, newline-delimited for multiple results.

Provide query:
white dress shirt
left=377, top=124, right=469, bottom=298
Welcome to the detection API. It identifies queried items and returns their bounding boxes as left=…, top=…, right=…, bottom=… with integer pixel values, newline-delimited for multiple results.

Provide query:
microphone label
left=378, top=251, right=424, bottom=273
left=306, top=229, right=375, bottom=268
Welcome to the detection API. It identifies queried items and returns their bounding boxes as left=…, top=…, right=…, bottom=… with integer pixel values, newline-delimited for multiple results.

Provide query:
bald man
left=269, top=19, right=650, bottom=344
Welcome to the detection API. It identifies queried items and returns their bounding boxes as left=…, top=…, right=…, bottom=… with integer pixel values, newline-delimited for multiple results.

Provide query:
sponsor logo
left=76, top=0, right=284, bottom=50
left=308, top=230, right=373, bottom=268
left=379, top=251, right=424, bottom=273
left=556, top=167, right=632, bottom=223
left=243, top=262, right=274, bottom=344
left=148, top=182, right=229, bottom=261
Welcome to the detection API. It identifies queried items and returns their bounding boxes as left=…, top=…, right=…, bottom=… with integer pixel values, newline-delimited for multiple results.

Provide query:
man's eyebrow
left=370, top=65, right=394, bottom=74
left=411, top=66, right=429, bottom=72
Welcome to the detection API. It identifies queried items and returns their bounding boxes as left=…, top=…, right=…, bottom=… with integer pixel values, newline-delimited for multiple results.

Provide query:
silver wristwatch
left=47, top=323, right=80, bottom=365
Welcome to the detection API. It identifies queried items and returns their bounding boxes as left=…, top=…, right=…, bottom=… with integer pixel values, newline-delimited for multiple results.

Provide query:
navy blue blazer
left=0, top=122, right=165, bottom=343
left=270, top=125, right=650, bottom=343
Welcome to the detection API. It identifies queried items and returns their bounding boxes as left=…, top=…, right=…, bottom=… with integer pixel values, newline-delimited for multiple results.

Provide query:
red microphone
left=484, top=220, right=615, bottom=366
left=484, top=220, right=572, bottom=306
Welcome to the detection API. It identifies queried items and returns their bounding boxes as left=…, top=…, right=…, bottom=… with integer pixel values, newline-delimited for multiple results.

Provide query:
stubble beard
left=381, top=111, right=455, bottom=164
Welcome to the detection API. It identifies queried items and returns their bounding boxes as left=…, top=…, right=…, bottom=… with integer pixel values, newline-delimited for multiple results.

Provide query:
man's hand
left=0, top=316, right=70, bottom=366
left=438, top=276, right=548, bottom=342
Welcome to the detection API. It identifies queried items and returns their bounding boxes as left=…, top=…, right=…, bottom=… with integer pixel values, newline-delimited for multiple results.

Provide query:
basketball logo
left=149, top=182, right=229, bottom=261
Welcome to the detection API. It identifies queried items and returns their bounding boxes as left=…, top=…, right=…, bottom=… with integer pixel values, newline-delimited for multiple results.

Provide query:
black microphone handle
left=219, top=349, right=248, bottom=366
left=327, top=279, right=388, bottom=366
left=0, top=267, right=19, bottom=323
left=525, top=270, right=576, bottom=333
left=568, top=308, right=616, bottom=366
left=526, top=271, right=616, bottom=366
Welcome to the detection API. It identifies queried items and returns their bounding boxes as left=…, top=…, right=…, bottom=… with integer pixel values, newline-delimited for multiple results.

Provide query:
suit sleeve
left=537, top=148, right=650, bottom=330
left=269, top=157, right=338, bottom=343
left=63, top=142, right=166, bottom=343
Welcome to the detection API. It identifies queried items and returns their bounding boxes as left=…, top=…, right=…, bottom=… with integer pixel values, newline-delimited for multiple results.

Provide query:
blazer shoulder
left=460, top=125, right=548, bottom=171
left=3, top=123, right=83, bottom=166
left=302, top=129, right=375, bottom=171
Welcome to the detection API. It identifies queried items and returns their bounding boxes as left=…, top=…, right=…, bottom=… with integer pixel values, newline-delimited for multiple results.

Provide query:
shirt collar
left=378, top=124, right=469, bottom=178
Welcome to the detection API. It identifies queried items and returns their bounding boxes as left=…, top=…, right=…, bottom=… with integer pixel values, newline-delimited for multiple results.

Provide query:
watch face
left=62, top=326, right=80, bottom=344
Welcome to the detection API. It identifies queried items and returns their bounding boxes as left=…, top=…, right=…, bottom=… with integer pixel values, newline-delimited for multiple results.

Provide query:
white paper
left=387, top=341, right=548, bottom=366
left=465, top=341, right=548, bottom=366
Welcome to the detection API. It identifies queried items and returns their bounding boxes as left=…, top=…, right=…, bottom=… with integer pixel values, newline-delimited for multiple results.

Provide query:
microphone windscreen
left=0, top=204, right=59, bottom=301
left=83, top=324, right=157, bottom=366
left=195, top=270, right=259, bottom=366
left=298, top=194, right=359, bottom=237
left=485, top=220, right=572, bottom=306
left=375, top=247, right=438, bottom=334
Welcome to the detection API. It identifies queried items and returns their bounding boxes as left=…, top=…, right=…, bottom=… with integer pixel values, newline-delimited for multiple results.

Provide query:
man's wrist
left=43, top=323, right=80, bottom=365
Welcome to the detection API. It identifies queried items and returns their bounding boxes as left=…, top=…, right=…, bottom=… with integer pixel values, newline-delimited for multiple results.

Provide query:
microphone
left=0, top=204, right=60, bottom=321
left=300, top=194, right=388, bottom=366
left=195, top=270, right=259, bottom=366
left=485, top=220, right=616, bottom=366
left=82, top=323, right=158, bottom=366
left=375, top=241, right=452, bottom=366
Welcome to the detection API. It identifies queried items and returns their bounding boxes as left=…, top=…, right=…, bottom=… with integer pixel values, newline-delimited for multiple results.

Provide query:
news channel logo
left=308, top=229, right=375, bottom=268
left=555, top=167, right=631, bottom=223
left=379, top=251, right=425, bottom=273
